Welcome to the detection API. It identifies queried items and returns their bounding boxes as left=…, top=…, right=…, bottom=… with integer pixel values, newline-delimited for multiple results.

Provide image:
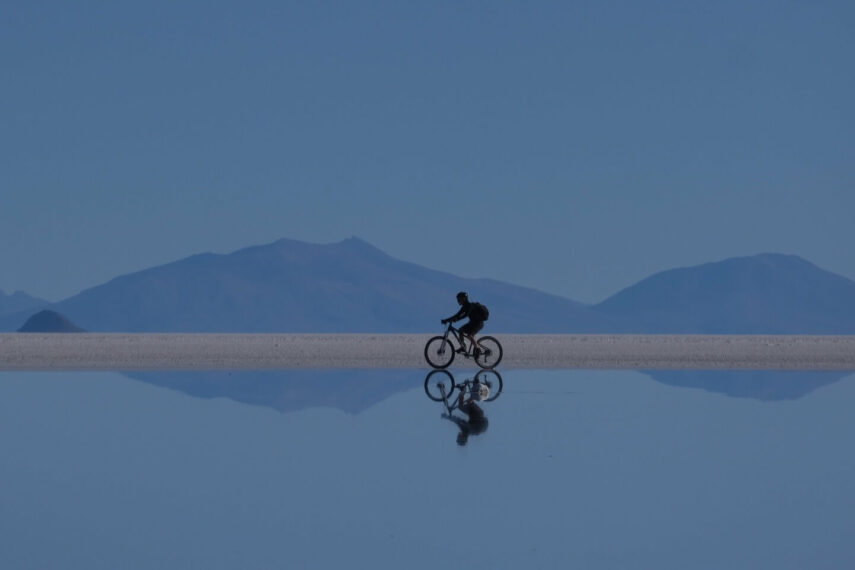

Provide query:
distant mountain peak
left=31, top=235, right=606, bottom=333
left=336, top=236, right=392, bottom=257
left=645, top=252, right=813, bottom=278
left=707, top=252, right=815, bottom=269
left=596, top=252, right=855, bottom=333
left=0, top=289, right=49, bottom=318
left=226, top=236, right=391, bottom=263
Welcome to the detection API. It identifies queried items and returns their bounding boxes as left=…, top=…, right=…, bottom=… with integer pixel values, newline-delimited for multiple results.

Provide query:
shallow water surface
left=1, top=369, right=853, bottom=569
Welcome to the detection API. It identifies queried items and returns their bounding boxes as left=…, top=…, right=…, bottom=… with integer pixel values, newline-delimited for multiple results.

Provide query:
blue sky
left=3, top=0, right=853, bottom=303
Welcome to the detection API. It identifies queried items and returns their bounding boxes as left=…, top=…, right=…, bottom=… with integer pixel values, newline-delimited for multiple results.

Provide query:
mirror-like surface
left=2, top=369, right=853, bottom=569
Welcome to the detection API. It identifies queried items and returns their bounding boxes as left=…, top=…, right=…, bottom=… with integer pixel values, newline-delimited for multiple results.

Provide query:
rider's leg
left=461, top=333, right=481, bottom=354
left=457, top=324, right=471, bottom=353
left=455, top=331, right=467, bottom=353
left=467, top=322, right=484, bottom=354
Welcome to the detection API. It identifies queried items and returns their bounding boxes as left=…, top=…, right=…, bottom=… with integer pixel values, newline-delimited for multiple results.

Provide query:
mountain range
left=3, top=236, right=855, bottom=333
left=596, top=254, right=855, bottom=333
left=0, top=289, right=47, bottom=320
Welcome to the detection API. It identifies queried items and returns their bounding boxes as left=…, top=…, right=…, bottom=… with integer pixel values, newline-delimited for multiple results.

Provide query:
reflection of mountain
left=644, top=370, right=853, bottom=401
left=125, top=368, right=854, bottom=416
left=124, top=369, right=422, bottom=415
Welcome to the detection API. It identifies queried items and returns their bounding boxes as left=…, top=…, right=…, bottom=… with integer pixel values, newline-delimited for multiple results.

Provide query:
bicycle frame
left=437, top=378, right=476, bottom=414
left=442, top=322, right=477, bottom=355
left=424, top=369, right=504, bottom=403
left=437, top=381, right=456, bottom=413
left=437, top=377, right=501, bottom=413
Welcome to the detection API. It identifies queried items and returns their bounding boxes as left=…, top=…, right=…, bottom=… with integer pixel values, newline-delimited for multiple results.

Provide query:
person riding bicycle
left=441, top=291, right=487, bottom=355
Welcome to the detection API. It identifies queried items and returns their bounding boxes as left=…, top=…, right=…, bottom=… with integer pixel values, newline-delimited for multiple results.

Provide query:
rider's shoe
left=455, top=348, right=467, bottom=355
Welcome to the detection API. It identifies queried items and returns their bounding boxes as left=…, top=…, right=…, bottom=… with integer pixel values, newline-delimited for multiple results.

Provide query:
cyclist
left=441, top=291, right=486, bottom=355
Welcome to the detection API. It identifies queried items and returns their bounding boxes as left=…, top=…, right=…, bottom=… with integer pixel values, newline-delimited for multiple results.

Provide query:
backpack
left=470, top=302, right=490, bottom=321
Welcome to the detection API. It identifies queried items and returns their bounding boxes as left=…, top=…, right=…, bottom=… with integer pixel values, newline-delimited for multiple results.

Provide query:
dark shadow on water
left=124, top=370, right=421, bottom=415
left=643, top=370, right=854, bottom=401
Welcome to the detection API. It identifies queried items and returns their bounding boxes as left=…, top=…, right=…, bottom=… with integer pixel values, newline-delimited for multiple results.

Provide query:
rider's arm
left=449, top=305, right=469, bottom=322
left=443, top=306, right=466, bottom=323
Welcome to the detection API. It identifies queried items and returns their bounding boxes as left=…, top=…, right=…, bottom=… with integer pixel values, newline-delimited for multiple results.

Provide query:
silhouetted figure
left=441, top=291, right=489, bottom=354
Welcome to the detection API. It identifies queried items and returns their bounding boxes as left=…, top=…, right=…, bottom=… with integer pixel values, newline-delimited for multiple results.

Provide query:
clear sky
left=3, top=0, right=853, bottom=303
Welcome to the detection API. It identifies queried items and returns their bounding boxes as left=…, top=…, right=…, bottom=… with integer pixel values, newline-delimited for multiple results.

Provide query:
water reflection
left=121, top=368, right=853, bottom=419
left=125, top=369, right=420, bottom=414
left=423, top=369, right=504, bottom=402
left=424, top=370, right=504, bottom=446
left=644, top=370, right=853, bottom=401
left=2, top=369, right=854, bottom=568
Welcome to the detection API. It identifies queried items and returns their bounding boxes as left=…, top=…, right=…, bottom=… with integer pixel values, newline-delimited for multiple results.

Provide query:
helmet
left=471, top=382, right=490, bottom=401
left=456, top=291, right=469, bottom=302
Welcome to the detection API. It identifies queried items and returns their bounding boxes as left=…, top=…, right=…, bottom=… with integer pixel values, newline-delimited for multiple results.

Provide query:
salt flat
left=1, top=333, right=854, bottom=371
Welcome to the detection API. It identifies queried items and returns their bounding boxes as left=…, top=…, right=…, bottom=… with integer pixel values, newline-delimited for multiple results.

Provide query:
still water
left=2, top=368, right=853, bottom=569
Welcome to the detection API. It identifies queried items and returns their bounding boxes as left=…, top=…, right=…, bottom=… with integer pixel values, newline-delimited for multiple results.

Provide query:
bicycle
left=423, top=369, right=504, bottom=403
left=424, top=322, right=503, bottom=370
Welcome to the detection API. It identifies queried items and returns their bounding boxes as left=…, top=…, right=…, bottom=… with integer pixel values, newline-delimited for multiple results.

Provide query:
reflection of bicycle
left=424, top=322, right=503, bottom=369
left=424, top=369, right=504, bottom=403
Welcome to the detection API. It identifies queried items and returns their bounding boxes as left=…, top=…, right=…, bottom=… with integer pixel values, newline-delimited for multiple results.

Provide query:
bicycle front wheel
left=424, top=370, right=456, bottom=402
left=424, top=336, right=455, bottom=369
left=474, top=336, right=503, bottom=369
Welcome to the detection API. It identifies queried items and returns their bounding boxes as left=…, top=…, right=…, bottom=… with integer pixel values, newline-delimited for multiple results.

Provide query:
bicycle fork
left=439, top=383, right=452, bottom=412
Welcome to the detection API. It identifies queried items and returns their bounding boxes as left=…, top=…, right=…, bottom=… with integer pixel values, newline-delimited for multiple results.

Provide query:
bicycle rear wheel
left=424, top=370, right=456, bottom=402
left=474, top=336, right=503, bottom=369
left=424, top=336, right=455, bottom=369
left=474, top=370, right=503, bottom=401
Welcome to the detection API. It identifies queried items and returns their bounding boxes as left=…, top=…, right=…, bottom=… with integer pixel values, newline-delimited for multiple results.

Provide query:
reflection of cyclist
left=441, top=291, right=486, bottom=354
left=446, top=383, right=490, bottom=446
